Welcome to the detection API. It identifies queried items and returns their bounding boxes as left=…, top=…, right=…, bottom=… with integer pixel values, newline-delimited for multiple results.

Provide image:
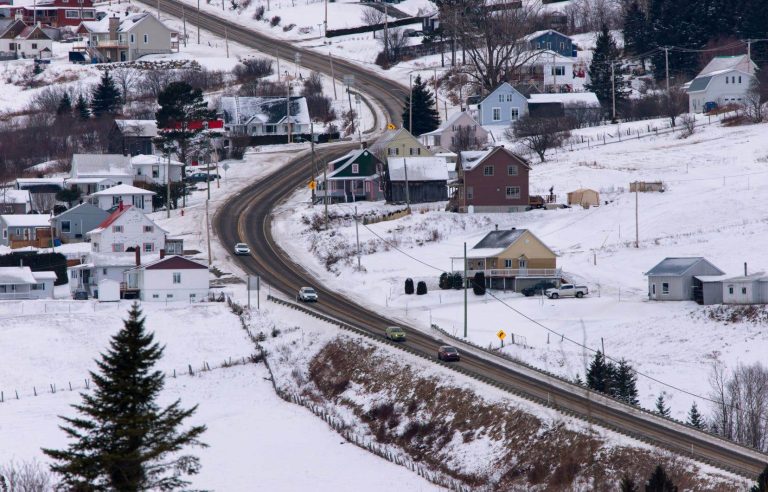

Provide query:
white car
left=297, top=287, right=318, bottom=302
left=545, top=284, right=589, bottom=299
left=234, top=243, right=251, bottom=256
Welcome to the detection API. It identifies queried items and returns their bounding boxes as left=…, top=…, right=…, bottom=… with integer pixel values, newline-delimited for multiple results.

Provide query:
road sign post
left=497, top=329, right=506, bottom=348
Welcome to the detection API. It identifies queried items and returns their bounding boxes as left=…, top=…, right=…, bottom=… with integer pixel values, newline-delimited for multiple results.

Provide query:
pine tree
left=586, top=25, right=628, bottom=111
left=751, top=464, right=768, bottom=492
left=56, top=93, right=72, bottom=116
left=75, top=94, right=90, bottom=120
left=43, top=304, right=206, bottom=490
left=655, top=393, right=671, bottom=418
left=156, top=81, right=217, bottom=166
left=586, top=350, right=615, bottom=394
left=402, top=75, right=440, bottom=136
left=620, top=474, right=639, bottom=492
left=90, top=70, right=122, bottom=117
left=623, top=2, right=648, bottom=61
left=645, top=464, right=677, bottom=492
left=613, top=358, right=639, bottom=405
left=686, top=402, right=706, bottom=430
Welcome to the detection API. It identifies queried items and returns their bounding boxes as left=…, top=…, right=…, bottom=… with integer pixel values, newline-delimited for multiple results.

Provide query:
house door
left=518, top=258, right=528, bottom=275
left=650, top=283, right=657, bottom=300
left=120, top=51, right=127, bottom=62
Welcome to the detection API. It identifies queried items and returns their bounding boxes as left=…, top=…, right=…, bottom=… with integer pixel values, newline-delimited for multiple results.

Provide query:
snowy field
left=273, top=119, right=768, bottom=422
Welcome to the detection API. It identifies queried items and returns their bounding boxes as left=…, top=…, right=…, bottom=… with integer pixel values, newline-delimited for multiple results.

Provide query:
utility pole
left=355, top=95, right=362, bottom=145
left=247, top=275, right=251, bottom=310
left=610, top=61, right=616, bottom=123
left=197, top=0, right=200, bottom=44
left=225, top=27, right=229, bottom=58
left=156, top=0, right=160, bottom=19
left=747, top=39, right=752, bottom=66
left=310, top=121, right=316, bottom=202
left=286, top=80, right=293, bottom=144
left=257, top=275, right=260, bottom=310
left=634, top=181, right=639, bottom=249
left=402, top=145, right=410, bottom=210
left=329, top=52, right=337, bottom=99
left=552, top=52, right=557, bottom=91
left=206, top=199, right=212, bottom=265
left=276, top=48, right=281, bottom=82
left=354, top=206, right=361, bottom=270
left=323, top=163, right=329, bottom=229
left=463, top=241, right=467, bottom=338
left=324, top=0, right=327, bottom=37
left=409, top=73, right=413, bottom=132
left=664, top=47, right=670, bottom=93
left=182, top=8, right=187, bottom=48
left=166, top=155, right=172, bottom=218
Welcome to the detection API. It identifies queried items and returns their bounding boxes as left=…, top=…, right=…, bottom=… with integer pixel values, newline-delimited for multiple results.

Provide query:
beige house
left=76, top=13, right=179, bottom=63
left=419, top=111, right=488, bottom=153
left=369, top=128, right=432, bottom=161
left=567, top=188, right=599, bottom=208
left=452, top=227, right=560, bottom=290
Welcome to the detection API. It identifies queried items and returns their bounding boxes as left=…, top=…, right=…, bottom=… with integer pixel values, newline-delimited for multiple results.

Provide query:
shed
left=722, top=273, right=766, bottom=305
left=97, top=278, right=120, bottom=302
left=567, top=188, right=599, bottom=208
left=386, top=157, right=449, bottom=204
left=693, top=275, right=727, bottom=305
left=646, top=257, right=725, bottom=301
left=630, top=181, right=665, bottom=192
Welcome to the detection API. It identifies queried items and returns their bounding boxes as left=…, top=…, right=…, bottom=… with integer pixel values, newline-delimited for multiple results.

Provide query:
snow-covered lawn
left=273, top=119, right=768, bottom=422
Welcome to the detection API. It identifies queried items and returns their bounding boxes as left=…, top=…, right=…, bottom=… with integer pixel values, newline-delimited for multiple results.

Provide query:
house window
left=551, top=66, right=565, bottom=76
left=102, top=268, right=107, bottom=275
left=31, top=43, right=37, bottom=50
left=739, top=76, right=742, bottom=83
left=151, top=166, right=159, bottom=178
left=728, top=286, right=734, bottom=294
left=65, top=10, right=79, bottom=18
left=466, top=186, right=473, bottom=199
left=143, top=34, right=149, bottom=44
left=143, top=243, right=153, bottom=253
left=61, top=220, right=71, bottom=233
left=505, top=186, right=520, bottom=199
left=93, top=242, right=99, bottom=252
left=504, top=259, right=512, bottom=268
left=70, top=270, right=78, bottom=279
left=167, top=294, right=173, bottom=298
left=651, top=284, right=655, bottom=295
left=483, top=165, right=494, bottom=176
left=112, top=225, right=123, bottom=233
left=112, top=196, right=121, bottom=206
left=134, top=196, right=144, bottom=209
left=560, top=41, right=565, bottom=51
left=507, top=165, right=518, bottom=176
left=492, top=107, right=501, bottom=121
left=498, top=94, right=504, bottom=102
left=130, top=34, right=135, bottom=43
left=32, top=283, right=44, bottom=291
left=82, top=10, right=94, bottom=18
left=112, top=243, right=124, bottom=252
left=417, top=148, right=421, bottom=155
left=742, top=287, right=747, bottom=294
left=547, top=42, right=552, bottom=50
left=153, top=294, right=159, bottom=298
left=511, top=108, right=519, bottom=121
left=144, top=225, right=154, bottom=233
left=173, top=272, right=181, bottom=284
left=725, top=77, right=729, bottom=84
left=506, top=94, right=513, bottom=102
left=662, top=282, right=669, bottom=295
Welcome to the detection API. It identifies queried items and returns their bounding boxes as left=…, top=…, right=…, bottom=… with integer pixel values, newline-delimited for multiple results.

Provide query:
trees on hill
left=90, top=70, right=121, bottom=118
left=585, top=351, right=639, bottom=405
left=402, top=75, right=440, bottom=136
left=586, top=25, right=628, bottom=114
left=155, top=81, right=217, bottom=165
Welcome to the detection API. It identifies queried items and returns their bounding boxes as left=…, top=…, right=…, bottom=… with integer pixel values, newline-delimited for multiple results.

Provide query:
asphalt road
left=141, top=0, right=768, bottom=478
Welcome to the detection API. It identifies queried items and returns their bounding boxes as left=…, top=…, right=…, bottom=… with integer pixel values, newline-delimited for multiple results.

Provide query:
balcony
left=463, top=268, right=562, bottom=278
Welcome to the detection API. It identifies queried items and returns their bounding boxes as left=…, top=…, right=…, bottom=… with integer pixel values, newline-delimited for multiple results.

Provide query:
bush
left=270, top=15, right=281, bottom=27
left=451, top=272, right=463, bottom=290
left=439, top=272, right=450, bottom=290
left=253, top=5, right=265, bottom=20
left=283, top=23, right=296, bottom=32
left=404, top=278, right=414, bottom=295
left=233, top=57, right=274, bottom=82
left=472, top=272, right=486, bottom=295
left=416, top=281, right=427, bottom=295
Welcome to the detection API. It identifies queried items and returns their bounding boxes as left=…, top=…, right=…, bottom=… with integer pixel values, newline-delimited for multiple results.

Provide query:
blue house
left=525, top=29, right=574, bottom=58
left=475, top=83, right=529, bottom=126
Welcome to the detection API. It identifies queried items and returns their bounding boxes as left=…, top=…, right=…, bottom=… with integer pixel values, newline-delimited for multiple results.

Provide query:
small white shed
left=97, top=278, right=121, bottom=302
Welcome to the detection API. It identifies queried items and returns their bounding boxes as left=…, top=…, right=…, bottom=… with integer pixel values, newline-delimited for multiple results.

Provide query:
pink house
left=419, top=111, right=488, bottom=153
left=450, top=146, right=531, bottom=213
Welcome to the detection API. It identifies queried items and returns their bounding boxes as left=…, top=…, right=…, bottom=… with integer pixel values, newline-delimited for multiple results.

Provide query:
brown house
left=451, top=146, right=531, bottom=213
left=452, top=227, right=560, bottom=290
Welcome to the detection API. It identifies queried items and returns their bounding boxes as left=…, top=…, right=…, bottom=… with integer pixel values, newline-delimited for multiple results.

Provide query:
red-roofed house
left=124, top=255, right=209, bottom=302
left=86, top=204, right=167, bottom=254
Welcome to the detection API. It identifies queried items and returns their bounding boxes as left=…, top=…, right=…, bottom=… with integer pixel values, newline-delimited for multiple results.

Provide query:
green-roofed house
left=686, top=55, right=756, bottom=113
left=317, top=148, right=385, bottom=203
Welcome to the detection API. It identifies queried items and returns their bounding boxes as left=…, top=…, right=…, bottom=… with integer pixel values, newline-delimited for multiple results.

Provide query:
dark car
left=184, top=172, right=220, bottom=184
left=521, top=281, right=557, bottom=297
left=437, top=345, right=460, bottom=362
left=73, top=289, right=89, bottom=300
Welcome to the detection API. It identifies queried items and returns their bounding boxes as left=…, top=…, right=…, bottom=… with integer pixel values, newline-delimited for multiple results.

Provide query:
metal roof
left=686, top=76, right=712, bottom=93
left=472, top=229, right=526, bottom=249
left=646, top=257, right=724, bottom=276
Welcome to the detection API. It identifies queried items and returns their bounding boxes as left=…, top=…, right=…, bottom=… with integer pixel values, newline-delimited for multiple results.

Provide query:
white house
left=220, top=96, right=311, bottom=136
left=131, top=154, right=183, bottom=185
left=0, top=20, right=53, bottom=59
left=0, top=189, right=32, bottom=214
left=686, top=55, right=757, bottom=113
left=88, top=184, right=155, bottom=214
left=68, top=251, right=160, bottom=297
left=86, top=204, right=167, bottom=254
left=68, top=153, right=133, bottom=195
left=124, top=255, right=209, bottom=302
left=0, top=266, right=56, bottom=300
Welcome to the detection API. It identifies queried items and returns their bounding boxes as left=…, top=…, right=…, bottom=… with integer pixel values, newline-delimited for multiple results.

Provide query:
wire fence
left=0, top=298, right=229, bottom=317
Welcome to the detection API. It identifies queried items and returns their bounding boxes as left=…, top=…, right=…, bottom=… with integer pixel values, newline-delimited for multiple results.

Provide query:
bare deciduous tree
left=450, top=125, right=486, bottom=152
left=0, top=459, right=53, bottom=492
left=563, top=0, right=623, bottom=33
left=111, top=67, right=142, bottom=104
left=507, top=115, right=572, bottom=162
left=678, top=113, right=696, bottom=138
left=142, top=69, right=176, bottom=99
left=709, top=362, right=768, bottom=451
left=361, top=6, right=386, bottom=39
left=744, top=77, right=765, bottom=123
left=663, top=87, right=688, bottom=127
left=377, top=27, right=409, bottom=65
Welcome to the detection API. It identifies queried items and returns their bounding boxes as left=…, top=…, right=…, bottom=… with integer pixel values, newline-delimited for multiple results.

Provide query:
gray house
left=51, top=203, right=110, bottom=243
left=475, top=82, right=528, bottom=126
left=646, top=257, right=725, bottom=301
left=386, top=157, right=448, bottom=203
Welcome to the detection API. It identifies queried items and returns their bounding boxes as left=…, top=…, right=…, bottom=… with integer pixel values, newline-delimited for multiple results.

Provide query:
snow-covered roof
left=420, top=111, right=483, bottom=137
left=15, top=177, right=65, bottom=188
left=67, top=177, right=112, bottom=185
left=220, top=96, right=311, bottom=126
left=114, top=119, right=158, bottom=138
left=0, top=189, right=31, bottom=205
left=131, top=154, right=183, bottom=167
left=529, top=92, right=600, bottom=107
left=522, top=50, right=575, bottom=66
left=52, top=202, right=106, bottom=221
left=523, top=29, right=571, bottom=42
left=465, top=247, right=506, bottom=258
left=386, top=157, right=449, bottom=182
left=699, top=55, right=756, bottom=77
left=646, top=257, right=724, bottom=277
left=32, top=271, right=58, bottom=281
left=88, top=252, right=160, bottom=267
left=459, top=146, right=530, bottom=172
left=723, top=272, right=767, bottom=283
left=0, top=214, right=50, bottom=227
left=71, top=154, right=132, bottom=178
left=90, top=184, right=155, bottom=196
left=0, top=266, right=37, bottom=285
left=79, top=13, right=167, bottom=35
left=694, top=275, right=728, bottom=283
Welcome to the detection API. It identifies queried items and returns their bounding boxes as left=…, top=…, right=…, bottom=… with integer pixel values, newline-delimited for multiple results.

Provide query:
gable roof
left=79, top=13, right=171, bottom=35
left=386, top=157, right=449, bottom=182
left=51, top=202, right=109, bottom=221
left=0, top=189, right=31, bottom=205
left=470, top=228, right=556, bottom=258
left=370, top=128, right=420, bottom=150
left=220, top=96, right=310, bottom=126
left=524, top=29, right=571, bottom=42
left=420, top=111, right=485, bottom=137
left=480, top=82, right=525, bottom=106
left=699, top=55, right=756, bottom=77
left=528, top=92, right=600, bottom=107
left=326, top=149, right=382, bottom=179
left=459, top=146, right=530, bottom=171
left=90, top=184, right=155, bottom=196
left=131, top=154, right=183, bottom=167
left=135, top=255, right=207, bottom=271
left=0, top=266, right=38, bottom=285
left=646, top=257, right=725, bottom=277
left=114, top=119, right=158, bottom=138
left=88, top=204, right=166, bottom=235
left=686, top=75, right=713, bottom=93
left=71, top=154, right=132, bottom=178
left=0, top=214, right=50, bottom=228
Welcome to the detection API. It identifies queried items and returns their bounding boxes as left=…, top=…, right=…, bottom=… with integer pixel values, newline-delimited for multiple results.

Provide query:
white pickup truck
left=545, top=284, right=589, bottom=299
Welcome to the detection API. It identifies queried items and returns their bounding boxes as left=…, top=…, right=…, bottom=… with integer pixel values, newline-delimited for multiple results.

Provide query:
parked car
left=73, top=289, right=88, bottom=300
left=297, top=286, right=318, bottom=302
left=184, top=172, right=220, bottom=184
left=545, top=284, right=588, bottom=299
left=385, top=326, right=406, bottom=342
left=521, top=281, right=557, bottom=297
left=234, top=243, right=251, bottom=256
left=437, top=345, right=460, bottom=362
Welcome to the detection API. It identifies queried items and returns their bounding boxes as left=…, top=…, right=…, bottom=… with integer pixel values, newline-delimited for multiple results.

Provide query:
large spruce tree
left=612, top=358, right=639, bottom=405
left=156, top=81, right=216, bottom=165
left=90, top=70, right=122, bottom=117
left=402, top=75, right=440, bottom=136
left=43, top=304, right=206, bottom=490
left=586, top=350, right=615, bottom=394
left=655, top=393, right=671, bottom=418
left=75, top=94, right=90, bottom=120
left=686, top=401, right=706, bottom=430
left=645, top=464, right=677, bottom=492
left=586, top=25, right=628, bottom=112
left=623, top=2, right=648, bottom=60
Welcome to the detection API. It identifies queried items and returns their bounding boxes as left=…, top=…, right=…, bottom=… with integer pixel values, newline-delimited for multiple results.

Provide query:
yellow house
left=369, top=128, right=432, bottom=160
left=453, top=228, right=560, bottom=291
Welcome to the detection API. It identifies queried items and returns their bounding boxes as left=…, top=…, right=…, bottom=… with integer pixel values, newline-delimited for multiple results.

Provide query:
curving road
left=141, top=0, right=768, bottom=479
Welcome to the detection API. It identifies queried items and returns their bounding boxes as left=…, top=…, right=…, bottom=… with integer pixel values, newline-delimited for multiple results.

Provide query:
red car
left=437, top=345, right=460, bottom=362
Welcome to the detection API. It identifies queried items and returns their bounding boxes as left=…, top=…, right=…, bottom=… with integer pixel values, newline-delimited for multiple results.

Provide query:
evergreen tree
left=56, top=93, right=72, bottom=116
left=655, top=393, right=671, bottom=417
left=43, top=304, right=206, bottom=490
left=90, top=70, right=122, bottom=117
left=751, top=464, right=768, bottom=492
left=645, top=464, right=677, bottom=492
left=156, top=81, right=216, bottom=166
left=586, top=350, right=615, bottom=394
left=75, top=94, right=90, bottom=120
left=620, top=474, right=639, bottom=492
left=613, top=358, right=639, bottom=405
left=686, top=401, right=706, bottom=430
left=586, top=25, right=628, bottom=112
left=402, top=75, right=440, bottom=136
left=574, top=373, right=583, bottom=386
left=623, top=1, right=648, bottom=58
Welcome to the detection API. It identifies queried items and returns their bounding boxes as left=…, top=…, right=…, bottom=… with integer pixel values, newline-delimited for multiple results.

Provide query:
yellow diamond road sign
left=387, top=123, right=396, bottom=130
left=497, top=330, right=506, bottom=341
left=308, top=180, right=316, bottom=190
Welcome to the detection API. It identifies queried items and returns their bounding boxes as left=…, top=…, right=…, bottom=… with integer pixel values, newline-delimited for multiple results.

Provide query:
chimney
left=108, top=16, right=119, bottom=41
left=160, top=249, right=165, bottom=259
left=135, top=247, right=141, bottom=267
left=745, top=262, right=748, bottom=276
left=118, top=199, right=124, bottom=211
left=495, top=224, right=498, bottom=231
